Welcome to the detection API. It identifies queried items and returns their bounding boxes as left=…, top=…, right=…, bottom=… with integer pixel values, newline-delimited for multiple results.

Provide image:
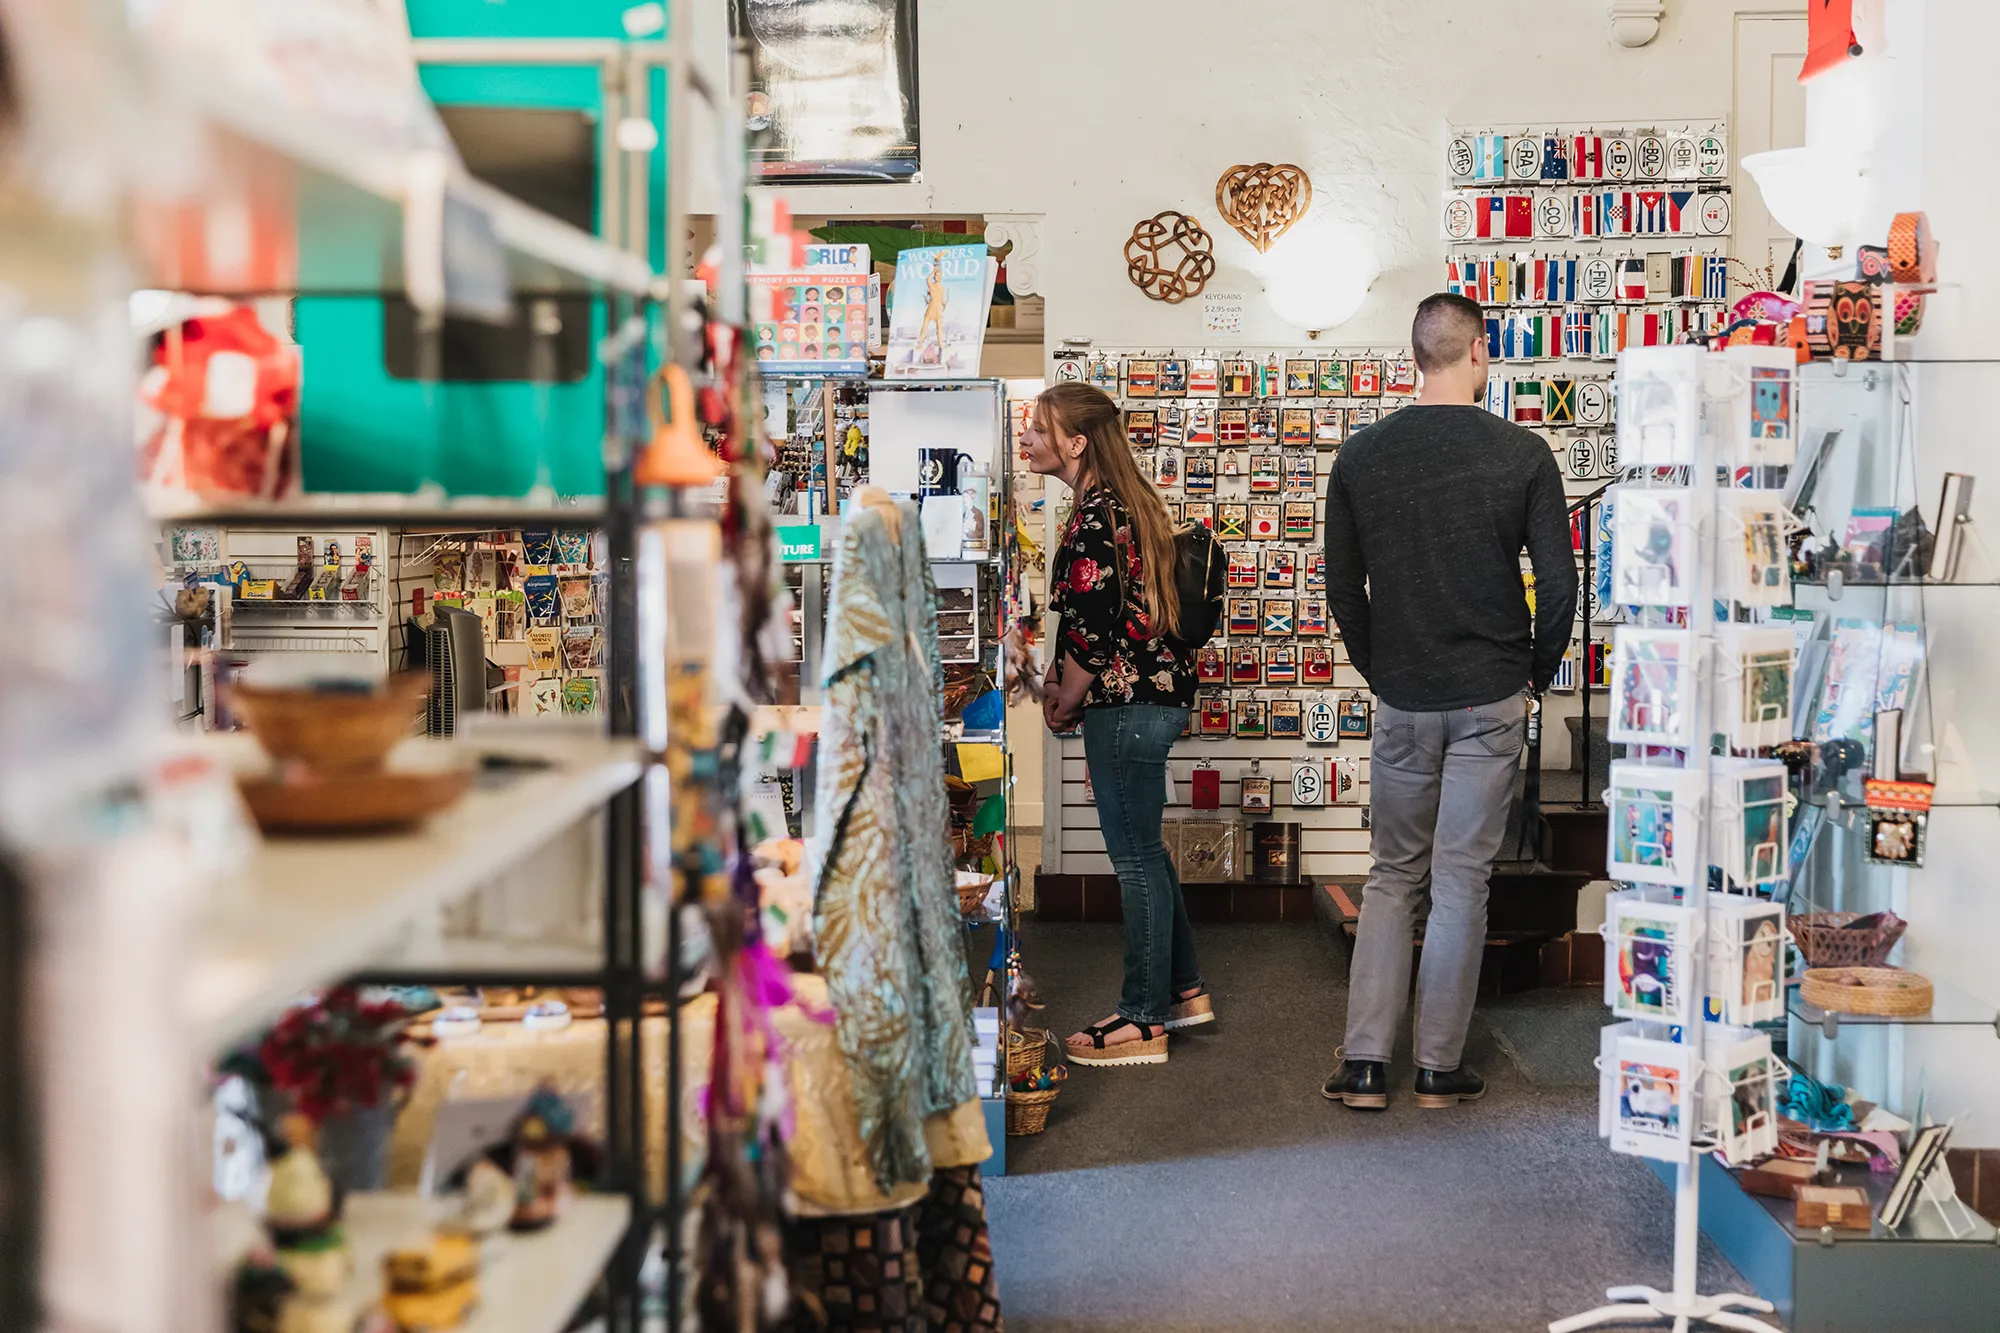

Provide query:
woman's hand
left=1043, top=652, right=1093, bottom=732
left=1043, top=691, right=1078, bottom=733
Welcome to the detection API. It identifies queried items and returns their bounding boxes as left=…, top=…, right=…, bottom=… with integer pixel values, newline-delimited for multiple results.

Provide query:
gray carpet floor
left=984, top=920, right=1757, bottom=1333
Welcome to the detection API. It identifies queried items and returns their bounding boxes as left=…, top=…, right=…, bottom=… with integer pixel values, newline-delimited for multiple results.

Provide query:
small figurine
left=264, top=1116, right=352, bottom=1322
left=232, top=1254, right=295, bottom=1333
left=382, top=1230, right=480, bottom=1331
left=265, top=1115, right=336, bottom=1244
left=507, top=1086, right=575, bottom=1231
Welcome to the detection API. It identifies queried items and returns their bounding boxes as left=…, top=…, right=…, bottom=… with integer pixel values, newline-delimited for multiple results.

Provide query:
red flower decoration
left=1068, top=557, right=1102, bottom=593
left=250, top=986, right=423, bottom=1123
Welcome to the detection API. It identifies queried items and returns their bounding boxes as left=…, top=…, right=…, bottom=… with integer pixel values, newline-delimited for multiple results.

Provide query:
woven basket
left=957, top=877, right=995, bottom=916
left=1793, top=912, right=1907, bottom=968
left=1006, top=1028, right=1053, bottom=1080
left=1800, top=966, right=1934, bottom=1017
left=1006, top=1087, right=1060, bottom=1136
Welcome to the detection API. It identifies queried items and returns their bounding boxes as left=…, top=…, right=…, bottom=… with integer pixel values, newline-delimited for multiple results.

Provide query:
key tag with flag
left=1191, top=759, right=1221, bottom=810
left=1334, top=755, right=1361, bottom=803
left=1292, top=756, right=1326, bottom=807
left=1305, top=698, right=1339, bottom=745
left=1241, top=758, right=1274, bottom=813
left=1337, top=692, right=1373, bottom=738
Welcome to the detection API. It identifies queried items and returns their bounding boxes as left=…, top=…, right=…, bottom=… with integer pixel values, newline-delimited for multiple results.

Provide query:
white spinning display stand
left=1553, top=349, right=1784, bottom=1333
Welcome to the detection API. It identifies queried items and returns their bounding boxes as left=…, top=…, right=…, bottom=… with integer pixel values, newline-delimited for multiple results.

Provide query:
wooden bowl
left=232, top=674, right=430, bottom=774
left=236, top=767, right=473, bottom=834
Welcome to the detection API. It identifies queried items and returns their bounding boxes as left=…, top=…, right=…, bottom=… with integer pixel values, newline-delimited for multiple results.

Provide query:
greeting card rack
left=1556, top=346, right=1798, bottom=1333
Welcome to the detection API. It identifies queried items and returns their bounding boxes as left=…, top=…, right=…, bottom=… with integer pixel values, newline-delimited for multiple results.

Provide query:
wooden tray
left=1799, top=966, right=1934, bottom=1017
left=237, top=767, right=472, bottom=834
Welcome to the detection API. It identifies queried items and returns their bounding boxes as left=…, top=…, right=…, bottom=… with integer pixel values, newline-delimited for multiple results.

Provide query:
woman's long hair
left=1037, top=382, right=1181, bottom=639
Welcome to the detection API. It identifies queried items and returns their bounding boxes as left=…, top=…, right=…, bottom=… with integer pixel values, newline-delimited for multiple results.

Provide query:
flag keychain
left=1242, top=757, right=1274, bottom=812
left=1292, top=757, right=1326, bottom=807
left=1306, top=697, right=1339, bottom=744
left=1191, top=759, right=1221, bottom=810
left=1333, top=755, right=1360, bottom=803
left=1337, top=692, right=1373, bottom=738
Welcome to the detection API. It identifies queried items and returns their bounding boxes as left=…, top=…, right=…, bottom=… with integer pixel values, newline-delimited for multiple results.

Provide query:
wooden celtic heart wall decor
left=1125, top=211, right=1217, bottom=304
left=1215, top=163, right=1312, bottom=252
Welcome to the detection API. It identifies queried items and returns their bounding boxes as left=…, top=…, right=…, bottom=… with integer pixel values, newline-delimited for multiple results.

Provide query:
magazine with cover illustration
left=886, top=244, right=994, bottom=378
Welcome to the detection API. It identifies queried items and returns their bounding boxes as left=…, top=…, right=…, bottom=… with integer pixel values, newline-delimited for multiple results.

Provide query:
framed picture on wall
left=734, top=0, right=921, bottom=183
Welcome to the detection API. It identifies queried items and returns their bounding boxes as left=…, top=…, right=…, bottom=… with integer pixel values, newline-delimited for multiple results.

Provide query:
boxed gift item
left=1166, top=818, right=1241, bottom=884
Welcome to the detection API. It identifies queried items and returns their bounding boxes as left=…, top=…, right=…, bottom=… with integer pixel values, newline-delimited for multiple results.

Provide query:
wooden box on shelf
left=1795, top=1185, right=1874, bottom=1231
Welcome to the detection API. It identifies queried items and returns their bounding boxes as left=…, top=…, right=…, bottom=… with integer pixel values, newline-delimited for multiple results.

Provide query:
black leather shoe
left=1321, top=1055, right=1388, bottom=1110
left=1414, top=1065, right=1486, bottom=1109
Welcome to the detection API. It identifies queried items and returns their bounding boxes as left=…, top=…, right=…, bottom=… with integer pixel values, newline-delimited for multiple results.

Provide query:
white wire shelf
left=225, top=634, right=376, bottom=654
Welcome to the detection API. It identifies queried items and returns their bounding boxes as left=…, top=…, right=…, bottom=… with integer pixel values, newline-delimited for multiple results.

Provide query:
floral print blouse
left=1048, top=486, right=1196, bottom=710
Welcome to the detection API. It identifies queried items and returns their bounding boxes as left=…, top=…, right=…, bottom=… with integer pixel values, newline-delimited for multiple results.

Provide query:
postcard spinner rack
left=1555, top=347, right=1797, bottom=1333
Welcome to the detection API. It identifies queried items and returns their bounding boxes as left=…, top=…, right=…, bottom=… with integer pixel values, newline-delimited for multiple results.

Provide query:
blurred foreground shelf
left=330, top=1191, right=630, bottom=1333
left=187, top=726, right=641, bottom=1051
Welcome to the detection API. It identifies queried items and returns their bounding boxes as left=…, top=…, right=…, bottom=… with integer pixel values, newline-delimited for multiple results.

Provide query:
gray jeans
left=1344, top=693, right=1528, bottom=1072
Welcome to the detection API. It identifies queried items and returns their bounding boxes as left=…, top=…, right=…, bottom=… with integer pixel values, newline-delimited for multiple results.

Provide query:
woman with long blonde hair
left=1025, top=382, right=1212, bottom=1066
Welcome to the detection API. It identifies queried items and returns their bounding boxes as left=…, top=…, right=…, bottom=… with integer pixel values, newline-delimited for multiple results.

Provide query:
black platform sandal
left=1065, top=1017, right=1169, bottom=1067
left=1166, top=985, right=1216, bottom=1031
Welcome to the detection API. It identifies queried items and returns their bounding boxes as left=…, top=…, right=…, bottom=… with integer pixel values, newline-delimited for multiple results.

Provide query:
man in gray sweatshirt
left=1320, top=292, right=1578, bottom=1111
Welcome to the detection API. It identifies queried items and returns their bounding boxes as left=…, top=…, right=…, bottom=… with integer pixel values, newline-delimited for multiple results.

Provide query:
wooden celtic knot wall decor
left=1215, top=162, right=1312, bottom=252
left=1125, top=211, right=1217, bottom=304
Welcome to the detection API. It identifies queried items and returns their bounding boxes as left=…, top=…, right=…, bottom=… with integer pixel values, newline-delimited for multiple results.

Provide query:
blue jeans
left=1083, top=704, right=1201, bottom=1026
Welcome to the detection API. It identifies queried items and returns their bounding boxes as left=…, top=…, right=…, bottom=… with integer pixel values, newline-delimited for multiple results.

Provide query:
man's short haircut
left=1412, top=292, right=1486, bottom=373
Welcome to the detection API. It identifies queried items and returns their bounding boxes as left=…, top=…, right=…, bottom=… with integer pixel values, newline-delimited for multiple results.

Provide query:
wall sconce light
left=1258, top=227, right=1375, bottom=338
left=1741, top=147, right=1869, bottom=252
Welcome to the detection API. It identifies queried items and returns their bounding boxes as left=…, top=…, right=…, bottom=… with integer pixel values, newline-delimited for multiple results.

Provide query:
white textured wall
left=755, top=0, right=1780, bottom=344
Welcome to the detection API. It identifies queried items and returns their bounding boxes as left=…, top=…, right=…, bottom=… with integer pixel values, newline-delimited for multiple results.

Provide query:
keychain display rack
left=1556, top=346, right=1800, bottom=1333
left=1043, top=343, right=1396, bottom=883
left=1443, top=118, right=1736, bottom=491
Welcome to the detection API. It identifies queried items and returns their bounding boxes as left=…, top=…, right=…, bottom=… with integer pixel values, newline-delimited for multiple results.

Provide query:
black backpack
left=1170, top=523, right=1226, bottom=649
left=1111, top=515, right=1226, bottom=650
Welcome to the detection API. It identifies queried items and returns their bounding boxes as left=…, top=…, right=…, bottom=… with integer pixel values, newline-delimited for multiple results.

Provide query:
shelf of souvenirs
left=148, top=493, right=613, bottom=528
left=1787, top=972, right=1999, bottom=1039
left=186, top=723, right=643, bottom=1052
left=274, top=1191, right=632, bottom=1333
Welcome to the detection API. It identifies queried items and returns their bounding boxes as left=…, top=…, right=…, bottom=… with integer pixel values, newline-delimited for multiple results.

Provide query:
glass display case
left=1783, top=357, right=2000, bottom=1240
